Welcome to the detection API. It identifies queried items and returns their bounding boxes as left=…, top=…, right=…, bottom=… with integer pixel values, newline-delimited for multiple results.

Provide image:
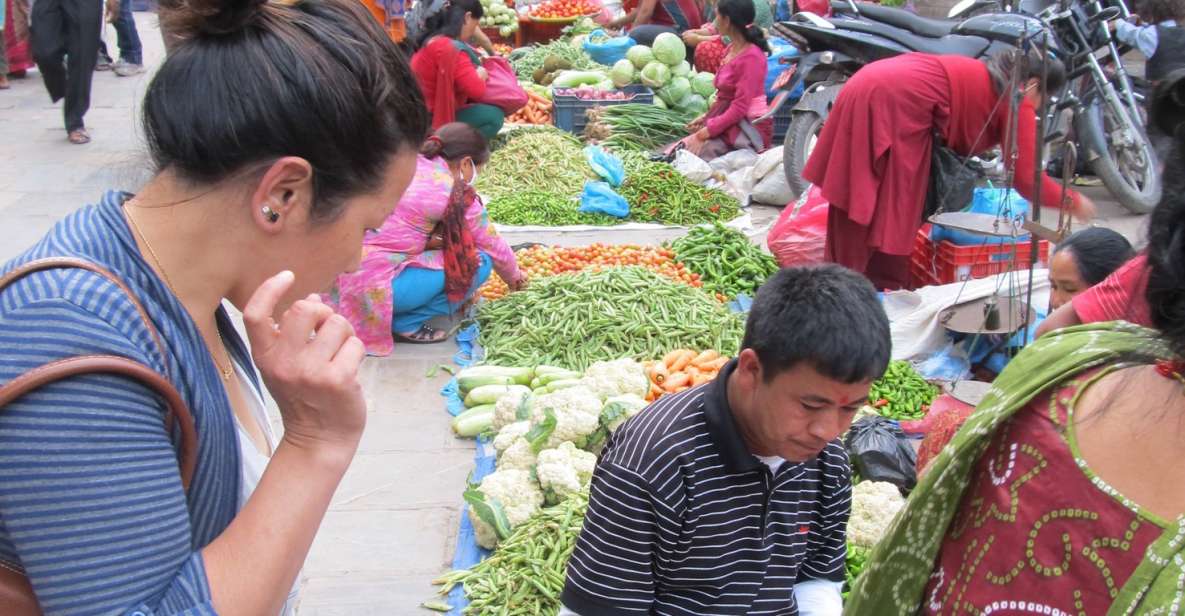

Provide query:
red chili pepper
left=874, top=398, right=889, bottom=408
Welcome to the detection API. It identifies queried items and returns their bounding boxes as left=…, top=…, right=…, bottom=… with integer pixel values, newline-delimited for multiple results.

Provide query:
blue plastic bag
left=931, top=186, right=1032, bottom=246
left=583, top=30, right=636, bottom=66
left=579, top=181, right=630, bottom=218
left=775, top=0, right=792, bottom=21
left=765, top=38, right=803, bottom=101
left=584, top=145, right=626, bottom=187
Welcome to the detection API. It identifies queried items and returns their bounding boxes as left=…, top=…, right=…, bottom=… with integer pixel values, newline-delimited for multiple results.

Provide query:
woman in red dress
left=803, top=50, right=1096, bottom=290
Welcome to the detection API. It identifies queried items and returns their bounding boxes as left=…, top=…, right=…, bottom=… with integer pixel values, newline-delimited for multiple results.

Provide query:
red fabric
left=5, top=0, right=33, bottom=73
left=705, top=45, right=770, bottom=149
left=478, top=56, right=528, bottom=114
left=1071, top=254, right=1152, bottom=327
left=803, top=53, right=1083, bottom=261
left=411, top=37, right=487, bottom=130
left=914, top=399, right=976, bottom=473
left=825, top=206, right=912, bottom=290
left=694, top=35, right=726, bottom=73
left=441, top=181, right=480, bottom=303
left=921, top=373, right=1162, bottom=615
left=796, top=0, right=831, bottom=15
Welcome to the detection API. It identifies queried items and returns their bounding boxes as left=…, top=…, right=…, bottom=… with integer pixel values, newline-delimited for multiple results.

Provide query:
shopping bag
left=584, top=146, right=626, bottom=187
left=578, top=181, right=630, bottom=218
left=479, top=56, right=529, bottom=115
left=767, top=184, right=828, bottom=267
left=844, top=416, right=918, bottom=491
left=582, top=29, right=636, bottom=66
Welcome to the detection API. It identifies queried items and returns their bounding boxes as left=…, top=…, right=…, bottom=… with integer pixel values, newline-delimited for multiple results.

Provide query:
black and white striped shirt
left=562, top=361, right=852, bottom=616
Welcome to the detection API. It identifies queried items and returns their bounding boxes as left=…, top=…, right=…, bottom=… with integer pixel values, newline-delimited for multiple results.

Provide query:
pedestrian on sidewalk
left=0, top=0, right=429, bottom=613
left=0, top=0, right=9, bottom=89
left=30, top=0, right=113, bottom=143
left=99, top=0, right=145, bottom=76
left=4, top=0, right=34, bottom=79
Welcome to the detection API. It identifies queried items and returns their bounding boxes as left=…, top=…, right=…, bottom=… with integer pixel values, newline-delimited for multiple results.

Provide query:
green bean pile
left=433, top=490, right=588, bottom=615
left=845, top=543, right=871, bottom=600
left=584, top=104, right=695, bottom=152
left=510, top=41, right=598, bottom=81
left=617, top=161, right=741, bottom=226
left=869, top=360, right=939, bottom=420
left=477, top=267, right=745, bottom=370
left=486, top=191, right=622, bottom=227
left=476, top=128, right=593, bottom=203
left=670, top=223, right=779, bottom=298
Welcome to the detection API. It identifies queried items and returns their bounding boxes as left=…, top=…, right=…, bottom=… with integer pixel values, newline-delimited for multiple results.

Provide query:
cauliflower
left=491, top=388, right=533, bottom=431
left=465, top=468, right=544, bottom=549
left=601, top=394, right=648, bottom=433
left=529, top=385, right=603, bottom=450
left=580, top=358, right=650, bottom=400
left=492, top=420, right=530, bottom=454
left=846, top=481, right=906, bottom=548
left=536, top=441, right=598, bottom=505
left=496, top=436, right=537, bottom=472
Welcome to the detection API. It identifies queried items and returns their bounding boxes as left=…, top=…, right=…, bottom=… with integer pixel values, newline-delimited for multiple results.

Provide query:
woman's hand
left=682, top=31, right=703, bottom=45
left=243, top=272, right=367, bottom=455
left=686, top=115, right=706, bottom=132
left=510, top=275, right=529, bottom=292
left=1074, top=193, right=1097, bottom=222
left=425, top=233, right=445, bottom=250
left=477, top=66, right=490, bottom=81
left=683, top=127, right=710, bottom=155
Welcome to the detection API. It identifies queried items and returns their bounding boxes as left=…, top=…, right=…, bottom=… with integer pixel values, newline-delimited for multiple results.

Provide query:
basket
left=910, top=228, right=1050, bottom=288
left=772, top=104, right=792, bottom=146
left=553, top=84, right=655, bottom=134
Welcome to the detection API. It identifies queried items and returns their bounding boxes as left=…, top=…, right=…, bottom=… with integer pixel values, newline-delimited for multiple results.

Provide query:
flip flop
left=68, top=129, right=91, bottom=145
left=394, top=324, right=449, bottom=344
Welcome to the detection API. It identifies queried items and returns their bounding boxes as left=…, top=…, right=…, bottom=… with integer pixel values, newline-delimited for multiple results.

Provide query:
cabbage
left=672, top=61, right=691, bottom=78
left=626, top=45, right=655, bottom=70
left=610, top=59, right=636, bottom=88
left=653, top=96, right=668, bottom=109
left=652, top=32, right=686, bottom=67
left=676, top=93, right=708, bottom=116
left=691, top=72, right=715, bottom=98
left=658, top=76, right=691, bottom=107
left=639, top=62, right=672, bottom=88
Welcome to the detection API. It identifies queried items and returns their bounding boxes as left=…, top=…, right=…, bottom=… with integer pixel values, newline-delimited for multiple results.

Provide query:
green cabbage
left=652, top=32, right=686, bottom=66
left=610, top=59, right=636, bottom=88
left=672, top=60, right=691, bottom=77
left=691, top=71, right=715, bottom=98
left=653, top=96, right=668, bottom=109
left=626, top=45, right=655, bottom=70
left=676, top=93, right=708, bottom=116
left=639, top=61, right=672, bottom=88
left=658, top=76, right=691, bottom=107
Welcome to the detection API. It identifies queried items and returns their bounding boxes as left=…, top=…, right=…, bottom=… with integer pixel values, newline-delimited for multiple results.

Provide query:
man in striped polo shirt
left=560, top=265, right=891, bottom=616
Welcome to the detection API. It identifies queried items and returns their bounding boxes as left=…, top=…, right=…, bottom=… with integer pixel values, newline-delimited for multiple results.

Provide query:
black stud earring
left=262, top=206, right=280, bottom=223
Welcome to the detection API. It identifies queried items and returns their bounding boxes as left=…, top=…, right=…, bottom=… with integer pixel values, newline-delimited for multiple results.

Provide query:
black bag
left=844, top=416, right=918, bottom=491
left=923, top=135, right=981, bottom=221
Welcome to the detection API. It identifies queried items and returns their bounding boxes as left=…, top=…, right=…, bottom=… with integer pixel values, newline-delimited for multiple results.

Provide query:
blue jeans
left=391, top=253, right=493, bottom=334
left=112, top=0, right=141, bottom=64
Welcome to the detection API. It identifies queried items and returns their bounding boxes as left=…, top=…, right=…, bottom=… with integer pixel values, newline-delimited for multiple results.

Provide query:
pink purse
left=478, top=56, right=529, bottom=115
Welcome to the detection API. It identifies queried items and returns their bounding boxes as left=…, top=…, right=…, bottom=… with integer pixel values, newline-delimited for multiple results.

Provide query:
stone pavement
left=0, top=11, right=1154, bottom=615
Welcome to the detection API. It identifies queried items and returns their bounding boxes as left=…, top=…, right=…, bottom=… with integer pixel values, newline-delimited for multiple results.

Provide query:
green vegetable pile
left=432, top=490, right=588, bottom=615
left=485, top=191, right=620, bottom=226
left=844, top=543, right=870, bottom=600
left=670, top=223, right=779, bottom=298
left=869, top=360, right=939, bottom=420
left=510, top=40, right=598, bottom=82
left=477, top=128, right=592, bottom=202
left=477, top=267, right=744, bottom=370
left=617, top=161, right=740, bottom=226
left=583, top=104, right=695, bottom=152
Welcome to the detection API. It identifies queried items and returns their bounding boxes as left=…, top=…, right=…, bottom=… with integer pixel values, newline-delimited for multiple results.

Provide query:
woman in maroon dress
left=803, top=50, right=1096, bottom=290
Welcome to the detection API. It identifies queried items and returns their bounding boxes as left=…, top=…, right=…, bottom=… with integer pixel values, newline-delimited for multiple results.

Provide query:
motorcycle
left=764, top=0, right=1162, bottom=214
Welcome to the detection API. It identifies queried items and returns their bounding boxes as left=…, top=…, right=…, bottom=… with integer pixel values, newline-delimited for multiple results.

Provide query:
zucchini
left=536, top=371, right=583, bottom=386
left=451, top=405, right=495, bottom=438
left=464, top=384, right=531, bottom=408
left=457, top=375, right=515, bottom=395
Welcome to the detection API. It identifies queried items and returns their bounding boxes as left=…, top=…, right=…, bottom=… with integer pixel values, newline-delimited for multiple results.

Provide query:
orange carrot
left=701, top=357, right=730, bottom=371
left=690, top=349, right=719, bottom=367
left=650, top=362, right=669, bottom=385
left=669, top=350, right=696, bottom=372
left=663, top=372, right=691, bottom=392
left=691, top=373, right=714, bottom=387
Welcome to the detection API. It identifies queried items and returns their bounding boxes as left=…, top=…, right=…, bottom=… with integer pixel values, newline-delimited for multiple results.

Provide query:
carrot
left=690, top=349, right=719, bottom=367
left=684, top=365, right=700, bottom=378
left=669, top=350, right=696, bottom=372
left=662, top=349, right=685, bottom=368
left=650, top=362, right=669, bottom=384
left=674, top=386, right=690, bottom=393
left=701, top=357, right=730, bottom=371
left=691, top=373, right=714, bottom=387
left=663, top=372, right=691, bottom=392
left=649, top=382, right=664, bottom=399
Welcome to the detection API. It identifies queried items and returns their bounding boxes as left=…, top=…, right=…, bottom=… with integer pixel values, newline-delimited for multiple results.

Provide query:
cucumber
left=464, top=384, right=531, bottom=408
left=457, top=375, right=515, bottom=395
left=536, top=371, right=583, bottom=386
left=456, top=366, right=534, bottom=390
left=451, top=405, right=495, bottom=437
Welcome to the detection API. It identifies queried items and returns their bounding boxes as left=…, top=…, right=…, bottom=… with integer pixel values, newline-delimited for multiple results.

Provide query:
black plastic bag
left=924, top=135, right=982, bottom=221
left=844, top=416, right=917, bottom=491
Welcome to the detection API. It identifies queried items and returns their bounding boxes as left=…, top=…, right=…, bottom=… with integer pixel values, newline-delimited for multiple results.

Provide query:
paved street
left=0, top=11, right=1153, bottom=614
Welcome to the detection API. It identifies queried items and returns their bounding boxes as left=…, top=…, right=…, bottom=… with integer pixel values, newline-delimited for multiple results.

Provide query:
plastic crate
left=552, top=85, right=655, bottom=135
left=772, top=104, right=793, bottom=146
left=910, top=228, right=1050, bottom=288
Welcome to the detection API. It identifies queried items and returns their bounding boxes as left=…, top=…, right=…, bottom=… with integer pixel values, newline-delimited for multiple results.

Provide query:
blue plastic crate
left=552, top=85, right=655, bottom=135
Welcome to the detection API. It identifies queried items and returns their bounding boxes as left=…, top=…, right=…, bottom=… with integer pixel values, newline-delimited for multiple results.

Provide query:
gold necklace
left=124, top=201, right=235, bottom=381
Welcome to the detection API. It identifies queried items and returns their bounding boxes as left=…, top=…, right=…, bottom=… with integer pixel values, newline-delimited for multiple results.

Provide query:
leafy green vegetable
left=652, top=32, right=687, bottom=66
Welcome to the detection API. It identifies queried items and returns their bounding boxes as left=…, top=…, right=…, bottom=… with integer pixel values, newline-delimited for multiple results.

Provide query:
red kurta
left=804, top=53, right=1082, bottom=263
left=410, top=36, right=487, bottom=130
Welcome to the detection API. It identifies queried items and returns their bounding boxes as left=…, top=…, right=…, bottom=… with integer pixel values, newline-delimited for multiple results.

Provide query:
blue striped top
left=0, top=191, right=254, bottom=615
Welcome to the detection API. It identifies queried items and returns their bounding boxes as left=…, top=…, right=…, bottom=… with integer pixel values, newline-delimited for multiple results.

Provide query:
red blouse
left=1071, top=255, right=1152, bottom=327
left=411, top=36, right=487, bottom=129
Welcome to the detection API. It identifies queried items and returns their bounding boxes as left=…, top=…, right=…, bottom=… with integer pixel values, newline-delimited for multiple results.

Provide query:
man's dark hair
left=742, top=265, right=891, bottom=384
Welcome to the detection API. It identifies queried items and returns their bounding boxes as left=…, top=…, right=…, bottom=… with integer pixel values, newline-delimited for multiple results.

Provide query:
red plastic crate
left=910, top=229, right=1049, bottom=288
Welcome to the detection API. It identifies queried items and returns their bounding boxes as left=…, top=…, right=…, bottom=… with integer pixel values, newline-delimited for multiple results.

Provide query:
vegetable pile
left=477, top=128, right=592, bottom=202
left=612, top=36, right=717, bottom=115
left=583, top=104, right=694, bottom=152
left=506, top=90, right=554, bottom=125
left=478, top=0, right=519, bottom=38
left=528, top=0, right=600, bottom=19
left=642, top=349, right=730, bottom=402
left=869, top=361, right=939, bottom=420
left=670, top=223, right=780, bottom=298
left=843, top=481, right=906, bottom=598
left=511, top=41, right=597, bottom=83
left=477, top=267, right=745, bottom=370
left=616, top=160, right=740, bottom=226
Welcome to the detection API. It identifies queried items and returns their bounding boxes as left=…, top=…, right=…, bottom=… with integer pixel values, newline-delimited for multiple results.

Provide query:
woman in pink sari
left=325, top=123, right=524, bottom=355
left=3, top=0, right=33, bottom=83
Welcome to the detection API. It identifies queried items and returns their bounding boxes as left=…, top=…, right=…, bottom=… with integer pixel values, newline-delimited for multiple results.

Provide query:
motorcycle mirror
left=1152, top=69, right=1185, bottom=137
left=948, top=0, right=977, bottom=18
left=1088, top=6, right=1121, bottom=23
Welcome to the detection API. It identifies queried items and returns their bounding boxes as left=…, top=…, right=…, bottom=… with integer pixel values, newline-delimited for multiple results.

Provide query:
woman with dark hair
left=1048, top=227, right=1136, bottom=311
left=680, top=0, right=770, bottom=160
left=846, top=82, right=1185, bottom=614
left=606, top=0, right=704, bottom=47
left=410, top=0, right=505, bottom=140
left=326, top=123, right=525, bottom=349
left=0, top=0, right=428, bottom=611
left=804, top=49, right=1096, bottom=290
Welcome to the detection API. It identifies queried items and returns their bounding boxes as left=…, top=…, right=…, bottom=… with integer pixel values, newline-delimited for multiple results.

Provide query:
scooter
left=765, top=0, right=1161, bottom=214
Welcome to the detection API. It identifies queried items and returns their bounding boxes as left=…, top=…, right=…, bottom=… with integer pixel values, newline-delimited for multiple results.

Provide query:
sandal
left=394, top=324, right=449, bottom=344
left=68, top=129, right=91, bottom=145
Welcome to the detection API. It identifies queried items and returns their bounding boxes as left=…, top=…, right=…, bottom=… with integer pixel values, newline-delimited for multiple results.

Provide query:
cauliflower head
left=847, top=481, right=906, bottom=548
left=492, top=420, right=530, bottom=454
left=496, top=436, right=537, bottom=472
left=491, top=388, right=533, bottom=431
left=536, top=441, right=598, bottom=505
left=466, top=468, right=544, bottom=549
left=529, top=385, right=602, bottom=449
left=601, top=394, right=648, bottom=433
left=581, top=358, right=650, bottom=400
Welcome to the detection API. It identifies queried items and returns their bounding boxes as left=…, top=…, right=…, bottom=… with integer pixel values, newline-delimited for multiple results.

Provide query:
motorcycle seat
left=831, top=17, right=990, bottom=58
left=830, top=1, right=958, bottom=38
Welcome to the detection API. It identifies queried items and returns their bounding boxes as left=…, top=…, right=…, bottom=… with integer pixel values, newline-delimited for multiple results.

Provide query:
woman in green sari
left=846, top=80, right=1185, bottom=615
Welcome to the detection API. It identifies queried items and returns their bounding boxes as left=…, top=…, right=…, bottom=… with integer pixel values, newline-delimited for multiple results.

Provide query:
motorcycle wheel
left=784, top=111, right=825, bottom=198
left=1075, top=94, right=1162, bottom=214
